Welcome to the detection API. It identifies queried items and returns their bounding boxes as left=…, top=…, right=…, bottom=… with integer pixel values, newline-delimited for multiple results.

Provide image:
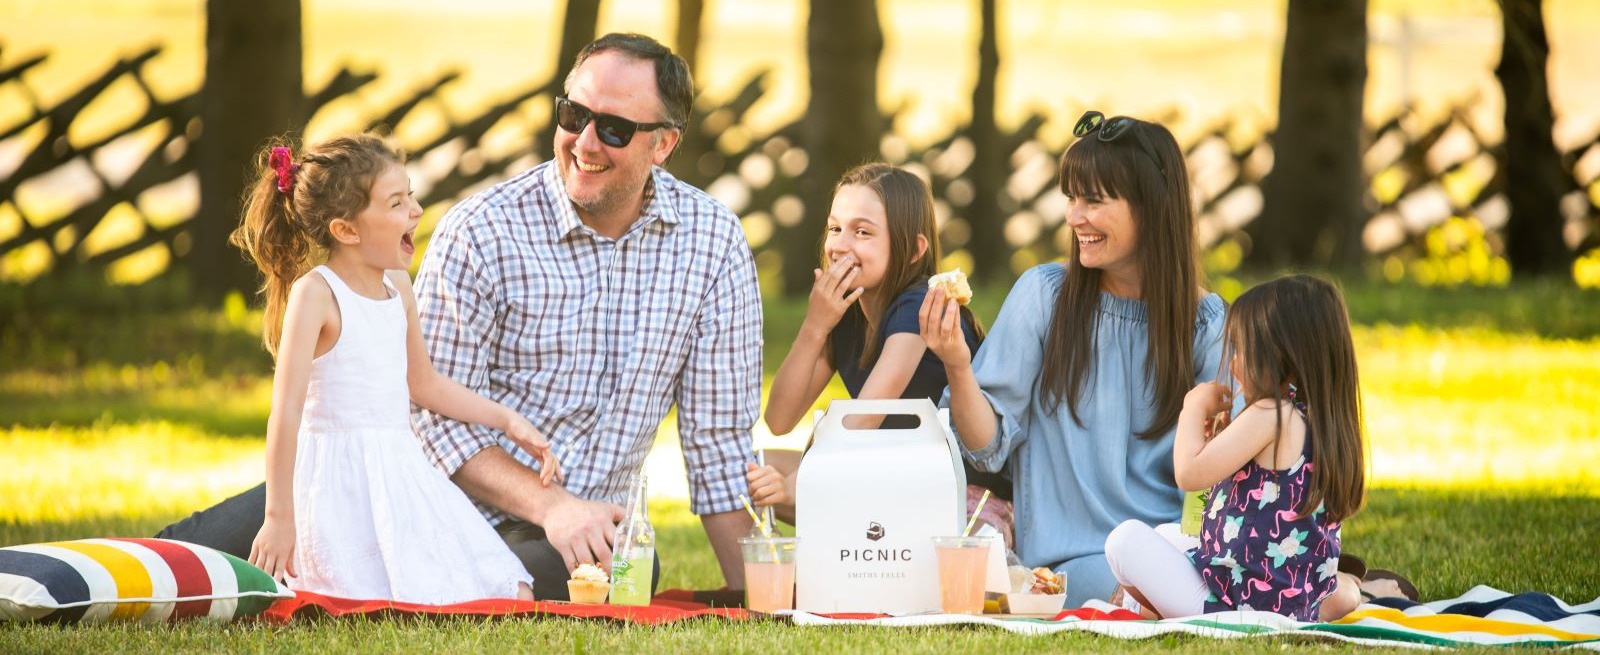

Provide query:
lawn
left=3, top=280, right=1599, bottom=653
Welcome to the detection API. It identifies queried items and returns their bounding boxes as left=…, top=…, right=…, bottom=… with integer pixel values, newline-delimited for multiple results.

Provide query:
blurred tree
left=1250, top=0, right=1368, bottom=271
left=1496, top=0, right=1573, bottom=278
left=965, top=0, right=1007, bottom=285
left=677, top=0, right=704, bottom=75
left=789, top=0, right=883, bottom=295
left=194, top=0, right=304, bottom=300
left=537, top=0, right=603, bottom=162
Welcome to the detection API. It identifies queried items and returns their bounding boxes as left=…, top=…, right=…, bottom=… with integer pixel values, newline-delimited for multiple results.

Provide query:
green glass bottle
left=609, top=474, right=655, bottom=606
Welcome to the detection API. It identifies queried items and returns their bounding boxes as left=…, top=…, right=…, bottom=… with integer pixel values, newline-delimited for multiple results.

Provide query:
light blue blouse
left=951, top=263, right=1226, bottom=606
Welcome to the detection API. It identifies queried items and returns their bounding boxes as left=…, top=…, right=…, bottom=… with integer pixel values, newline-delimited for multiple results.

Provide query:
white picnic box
left=793, top=399, right=967, bottom=615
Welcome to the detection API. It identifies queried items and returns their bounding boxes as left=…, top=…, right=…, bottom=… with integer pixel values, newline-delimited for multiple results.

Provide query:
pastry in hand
left=566, top=563, right=611, bottom=604
left=928, top=269, right=973, bottom=306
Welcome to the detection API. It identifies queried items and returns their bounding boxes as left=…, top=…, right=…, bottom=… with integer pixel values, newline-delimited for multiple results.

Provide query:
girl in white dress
left=230, top=134, right=562, bottom=603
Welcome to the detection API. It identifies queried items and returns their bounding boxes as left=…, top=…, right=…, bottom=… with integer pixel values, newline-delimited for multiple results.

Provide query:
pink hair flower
left=269, top=146, right=298, bottom=196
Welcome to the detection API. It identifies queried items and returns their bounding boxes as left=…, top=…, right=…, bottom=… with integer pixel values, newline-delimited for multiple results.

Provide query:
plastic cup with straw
left=933, top=488, right=995, bottom=615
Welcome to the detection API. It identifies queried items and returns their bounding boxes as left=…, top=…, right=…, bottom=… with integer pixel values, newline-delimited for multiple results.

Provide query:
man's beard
left=562, top=169, right=639, bottom=222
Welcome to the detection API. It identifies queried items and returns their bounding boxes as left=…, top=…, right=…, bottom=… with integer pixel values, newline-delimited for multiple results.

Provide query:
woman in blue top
left=921, top=112, right=1226, bottom=606
left=747, top=163, right=1009, bottom=532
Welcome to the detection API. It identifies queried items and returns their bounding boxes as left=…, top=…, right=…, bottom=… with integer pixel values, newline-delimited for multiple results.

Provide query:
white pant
left=1104, top=520, right=1208, bottom=618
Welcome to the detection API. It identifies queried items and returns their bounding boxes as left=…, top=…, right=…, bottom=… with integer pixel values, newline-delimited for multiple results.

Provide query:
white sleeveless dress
left=286, top=265, right=532, bottom=603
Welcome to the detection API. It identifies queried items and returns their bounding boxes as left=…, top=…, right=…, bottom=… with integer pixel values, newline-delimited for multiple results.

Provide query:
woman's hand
left=804, top=254, right=864, bottom=332
left=248, top=516, right=297, bottom=583
left=1183, top=382, right=1233, bottom=424
left=746, top=463, right=794, bottom=509
left=919, top=288, right=971, bottom=368
left=506, top=414, right=563, bottom=486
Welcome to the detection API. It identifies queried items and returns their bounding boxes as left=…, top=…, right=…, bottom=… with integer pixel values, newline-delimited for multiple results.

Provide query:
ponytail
left=230, top=143, right=313, bottom=356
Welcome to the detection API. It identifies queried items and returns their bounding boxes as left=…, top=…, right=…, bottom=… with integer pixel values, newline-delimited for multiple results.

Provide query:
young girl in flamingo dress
left=232, top=134, right=563, bottom=603
left=744, top=163, right=1012, bottom=543
left=1104, top=274, right=1367, bottom=620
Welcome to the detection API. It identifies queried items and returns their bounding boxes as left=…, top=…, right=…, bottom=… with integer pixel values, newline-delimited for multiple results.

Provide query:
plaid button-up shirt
left=411, top=162, right=762, bottom=522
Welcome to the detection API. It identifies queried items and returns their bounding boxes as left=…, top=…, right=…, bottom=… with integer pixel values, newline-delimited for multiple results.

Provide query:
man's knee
left=500, top=524, right=572, bottom=600
left=154, top=483, right=267, bottom=559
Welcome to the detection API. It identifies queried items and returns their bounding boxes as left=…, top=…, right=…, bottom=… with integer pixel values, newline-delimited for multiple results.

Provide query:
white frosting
left=571, top=563, right=609, bottom=583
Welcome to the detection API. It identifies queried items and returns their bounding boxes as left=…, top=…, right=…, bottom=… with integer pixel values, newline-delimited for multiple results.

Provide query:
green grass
left=3, top=280, right=1600, bottom=652
left=11, top=614, right=1557, bottom=655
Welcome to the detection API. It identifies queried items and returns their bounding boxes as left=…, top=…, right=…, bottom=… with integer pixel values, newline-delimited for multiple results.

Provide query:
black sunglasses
left=555, top=96, right=679, bottom=148
left=1072, top=111, right=1166, bottom=176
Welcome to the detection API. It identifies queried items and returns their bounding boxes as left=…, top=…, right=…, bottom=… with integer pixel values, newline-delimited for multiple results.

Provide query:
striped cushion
left=0, top=538, right=294, bottom=623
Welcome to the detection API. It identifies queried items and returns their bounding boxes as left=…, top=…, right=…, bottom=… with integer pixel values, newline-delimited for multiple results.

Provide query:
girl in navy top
left=746, top=163, right=1009, bottom=537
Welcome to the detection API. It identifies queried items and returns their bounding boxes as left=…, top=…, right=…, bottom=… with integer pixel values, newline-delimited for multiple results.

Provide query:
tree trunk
left=1496, top=0, right=1572, bottom=278
left=194, top=0, right=304, bottom=300
left=788, top=0, right=883, bottom=295
left=1250, top=0, right=1368, bottom=270
left=966, top=0, right=1006, bottom=285
left=677, top=0, right=704, bottom=76
left=538, top=0, right=603, bottom=162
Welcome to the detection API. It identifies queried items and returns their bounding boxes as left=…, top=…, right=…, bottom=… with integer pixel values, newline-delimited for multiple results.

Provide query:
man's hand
left=539, top=493, right=625, bottom=573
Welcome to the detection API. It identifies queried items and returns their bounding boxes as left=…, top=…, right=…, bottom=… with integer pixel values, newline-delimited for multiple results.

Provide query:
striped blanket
left=257, top=585, right=1599, bottom=648
left=789, top=586, right=1600, bottom=649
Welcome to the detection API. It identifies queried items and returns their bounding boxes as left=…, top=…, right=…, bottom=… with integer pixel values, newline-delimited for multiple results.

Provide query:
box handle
left=814, top=398, right=943, bottom=436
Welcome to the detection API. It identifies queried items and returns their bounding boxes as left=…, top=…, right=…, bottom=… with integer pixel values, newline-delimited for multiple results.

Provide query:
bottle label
left=610, top=547, right=655, bottom=606
left=1181, top=488, right=1210, bottom=537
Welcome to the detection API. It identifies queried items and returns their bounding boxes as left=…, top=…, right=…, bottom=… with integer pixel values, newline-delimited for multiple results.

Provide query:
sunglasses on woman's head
left=555, top=96, right=679, bottom=148
left=1072, top=110, right=1166, bottom=177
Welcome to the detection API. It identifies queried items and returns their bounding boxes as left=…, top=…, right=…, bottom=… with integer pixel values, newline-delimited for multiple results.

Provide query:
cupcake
left=567, top=563, right=610, bottom=604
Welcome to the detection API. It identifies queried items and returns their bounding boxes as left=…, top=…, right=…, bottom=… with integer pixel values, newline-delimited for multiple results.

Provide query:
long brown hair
left=829, top=163, right=986, bottom=368
left=229, top=134, right=404, bottom=356
left=1223, top=274, right=1365, bottom=522
left=1041, top=116, right=1202, bottom=439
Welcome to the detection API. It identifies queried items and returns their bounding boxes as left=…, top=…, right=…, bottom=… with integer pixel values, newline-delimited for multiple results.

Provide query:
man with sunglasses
left=156, top=33, right=760, bottom=602
left=409, top=32, right=761, bottom=600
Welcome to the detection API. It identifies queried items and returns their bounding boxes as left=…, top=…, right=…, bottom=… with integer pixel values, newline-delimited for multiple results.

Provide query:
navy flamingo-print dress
left=1187, top=397, right=1341, bottom=620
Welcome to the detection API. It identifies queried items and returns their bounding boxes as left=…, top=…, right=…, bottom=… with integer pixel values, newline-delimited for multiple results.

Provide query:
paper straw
left=739, top=494, right=772, bottom=537
left=962, top=489, right=992, bottom=537
left=740, top=494, right=781, bottom=561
